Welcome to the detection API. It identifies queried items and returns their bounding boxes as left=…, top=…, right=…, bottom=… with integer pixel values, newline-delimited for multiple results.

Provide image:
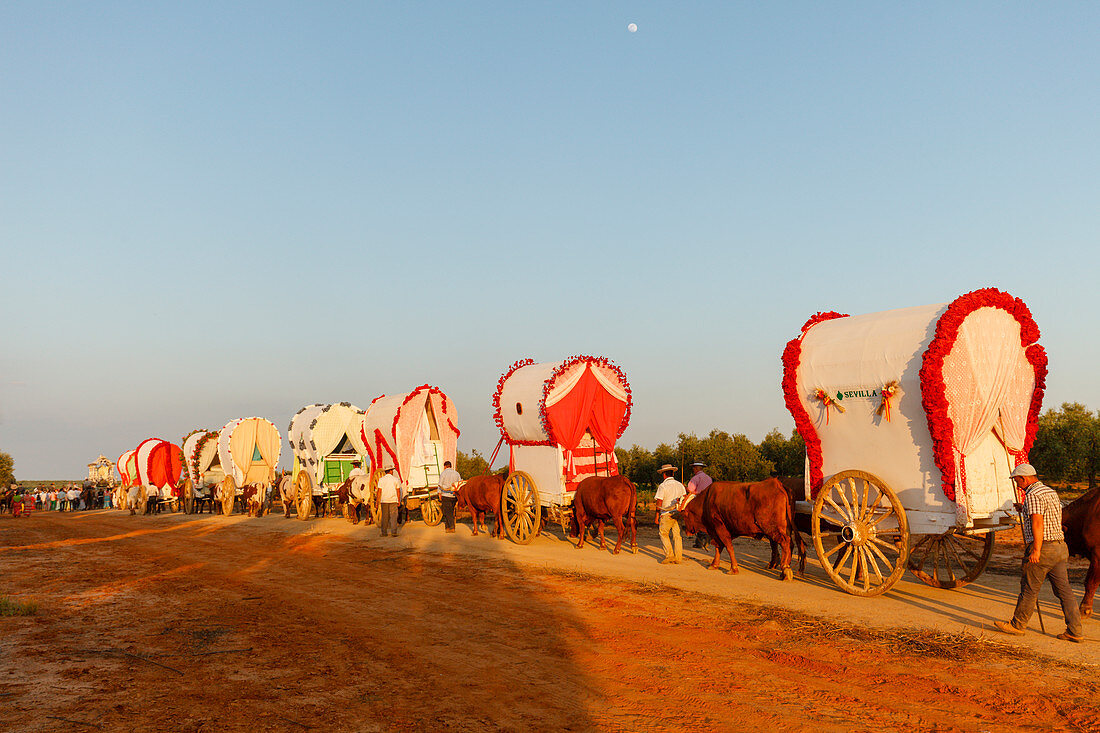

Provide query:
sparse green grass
left=0, top=596, right=38, bottom=617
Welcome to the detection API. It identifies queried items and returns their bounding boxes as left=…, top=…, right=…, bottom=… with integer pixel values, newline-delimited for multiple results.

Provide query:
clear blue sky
left=3, top=3, right=1098, bottom=478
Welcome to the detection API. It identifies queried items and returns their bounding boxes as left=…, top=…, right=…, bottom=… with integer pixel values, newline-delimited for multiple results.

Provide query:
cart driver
left=994, top=463, right=1083, bottom=642
left=654, top=464, right=686, bottom=565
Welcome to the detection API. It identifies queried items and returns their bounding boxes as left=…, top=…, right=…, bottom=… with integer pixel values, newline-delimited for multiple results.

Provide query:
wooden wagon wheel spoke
left=818, top=510, right=846, bottom=528
left=823, top=539, right=847, bottom=559
left=855, top=477, right=869, bottom=519
left=824, top=496, right=852, bottom=523
left=837, top=481, right=856, bottom=522
left=859, top=550, right=871, bottom=592
left=866, top=543, right=894, bottom=577
left=847, top=548, right=860, bottom=587
left=863, top=546, right=885, bottom=582
left=834, top=544, right=855, bottom=575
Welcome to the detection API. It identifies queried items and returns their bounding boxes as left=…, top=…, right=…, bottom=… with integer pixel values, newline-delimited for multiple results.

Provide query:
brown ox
left=455, top=474, right=504, bottom=538
left=241, top=484, right=265, bottom=517
left=681, top=478, right=806, bottom=580
left=1063, top=487, right=1100, bottom=618
left=570, top=475, right=638, bottom=554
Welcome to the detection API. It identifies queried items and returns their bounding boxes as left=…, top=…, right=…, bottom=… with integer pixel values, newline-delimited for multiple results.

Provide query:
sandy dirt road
left=1, top=510, right=1098, bottom=732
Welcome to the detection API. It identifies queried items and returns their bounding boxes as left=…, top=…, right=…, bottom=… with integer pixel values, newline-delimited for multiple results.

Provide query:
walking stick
left=1036, top=598, right=1046, bottom=634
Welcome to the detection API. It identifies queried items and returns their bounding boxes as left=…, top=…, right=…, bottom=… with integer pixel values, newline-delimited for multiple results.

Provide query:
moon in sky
left=627, top=23, right=637, bottom=33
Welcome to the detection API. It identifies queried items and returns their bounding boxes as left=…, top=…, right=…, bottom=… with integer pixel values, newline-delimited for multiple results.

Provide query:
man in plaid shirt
left=994, top=464, right=1084, bottom=642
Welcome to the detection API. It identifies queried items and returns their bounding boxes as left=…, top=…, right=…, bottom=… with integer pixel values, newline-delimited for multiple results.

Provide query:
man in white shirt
left=376, top=465, right=403, bottom=537
left=654, top=464, right=686, bottom=565
left=437, top=461, right=462, bottom=533
left=347, top=460, right=370, bottom=523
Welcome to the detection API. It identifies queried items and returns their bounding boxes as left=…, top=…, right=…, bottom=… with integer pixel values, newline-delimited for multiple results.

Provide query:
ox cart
left=288, top=402, right=372, bottom=521
left=114, top=449, right=140, bottom=511
left=360, top=385, right=460, bottom=527
left=134, top=438, right=184, bottom=513
left=181, top=429, right=224, bottom=514
left=490, top=355, right=632, bottom=544
left=783, top=288, right=1046, bottom=596
left=215, top=417, right=281, bottom=516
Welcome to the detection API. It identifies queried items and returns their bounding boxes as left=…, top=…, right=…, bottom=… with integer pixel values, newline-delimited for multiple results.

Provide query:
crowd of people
left=6, top=481, right=114, bottom=517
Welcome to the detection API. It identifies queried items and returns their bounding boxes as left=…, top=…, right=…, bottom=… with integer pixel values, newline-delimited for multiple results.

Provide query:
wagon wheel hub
left=840, top=522, right=865, bottom=545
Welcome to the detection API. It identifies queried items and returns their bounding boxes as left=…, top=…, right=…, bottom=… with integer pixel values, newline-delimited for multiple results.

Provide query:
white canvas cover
left=289, top=403, right=369, bottom=487
left=498, top=362, right=559, bottom=443
left=182, top=432, right=206, bottom=486
left=135, top=438, right=166, bottom=490
left=360, top=387, right=459, bottom=488
left=789, top=297, right=1042, bottom=529
left=218, top=417, right=281, bottom=489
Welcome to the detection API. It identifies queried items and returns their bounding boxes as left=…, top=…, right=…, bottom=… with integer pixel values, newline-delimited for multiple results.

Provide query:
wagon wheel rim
left=908, top=529, right=994, bottom=589
left=422, top=498, right=443, bottom=526
left=183, top=479, right=194, bottom=514
left=295, top=471, right=313, bottom=520
left=220, top=476, right=236, bottom=516
left=812, top=470, right=909, bottom=597
left=501, top=471, right=541, bottom=545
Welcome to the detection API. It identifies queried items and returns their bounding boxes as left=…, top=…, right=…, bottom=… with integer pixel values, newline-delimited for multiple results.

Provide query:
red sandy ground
left=1, top=512, right=1098, bottom=733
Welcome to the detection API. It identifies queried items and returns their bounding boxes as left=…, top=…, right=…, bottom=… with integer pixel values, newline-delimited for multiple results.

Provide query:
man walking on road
left=437, top=460, right=462, bottom=533
left=654, top=464, right=686, bottom=565
left=377, top=464, right=403, bottom=537
left=687, top=462, right=712, bottom=548
left=994, top=463, right=1084, bottom=642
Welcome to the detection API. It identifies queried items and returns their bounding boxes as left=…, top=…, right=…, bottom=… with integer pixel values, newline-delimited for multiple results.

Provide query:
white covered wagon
left=181, top=429, right=224, bottom=513
left=215, top=417, right=282, bottom=516
left=360, top=385, right=460, bottom=527
left=114, top=449, right=139, bottom=510
left=491, top=355, right=632, bottom=544
left=288, top=402, right=371, bottom=520
left=783, top=288, right=1046, bottom=596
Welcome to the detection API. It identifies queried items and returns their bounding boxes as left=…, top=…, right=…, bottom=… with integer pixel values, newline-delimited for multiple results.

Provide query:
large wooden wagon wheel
left=812, top=470, right=910, bottom=597
left=421, top=497, right=443, bottom=526
left=220, top=476, right=237, bottom=516
left=295, top=471, right=313, bottom=520
left=907, top=529, right=995, bottom=589
left=182, top=479, right=194, bottom=515
left=501, top=471, right=541, bottom=545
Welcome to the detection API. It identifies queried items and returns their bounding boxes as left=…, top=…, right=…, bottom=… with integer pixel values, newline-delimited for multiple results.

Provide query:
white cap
left=1009, top=463, right=1037, bottom=478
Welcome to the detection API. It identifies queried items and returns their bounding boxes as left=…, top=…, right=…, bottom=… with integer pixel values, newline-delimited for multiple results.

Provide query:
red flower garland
left=781, top=311, right=849, bottom=496
left=190, top=430, right=218, bottom=484
left=919, top=288, right=1046, bottom=502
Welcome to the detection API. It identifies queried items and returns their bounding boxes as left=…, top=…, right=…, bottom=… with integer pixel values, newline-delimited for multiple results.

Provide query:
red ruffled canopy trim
left=781, top=312, right=849, bottom=496
left=919, top=287, right=1046, bottom=501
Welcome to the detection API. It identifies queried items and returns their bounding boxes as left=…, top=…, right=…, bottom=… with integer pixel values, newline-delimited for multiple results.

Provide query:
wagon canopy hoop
left=812, top=470, right=910, bottom=597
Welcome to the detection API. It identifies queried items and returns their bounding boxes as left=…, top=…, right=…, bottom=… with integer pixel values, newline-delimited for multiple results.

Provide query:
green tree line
left=1031, top=402, right=1100, bottom=488
left=455, top=429, right=804, bottom=490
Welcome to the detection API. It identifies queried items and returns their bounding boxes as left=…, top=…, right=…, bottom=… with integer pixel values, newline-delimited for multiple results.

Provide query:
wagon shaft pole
left=487, top=436, right=505, bottom=473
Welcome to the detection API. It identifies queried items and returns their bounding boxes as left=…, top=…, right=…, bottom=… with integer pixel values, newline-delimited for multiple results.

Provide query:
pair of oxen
left=449, top=472, right=807, bottom=580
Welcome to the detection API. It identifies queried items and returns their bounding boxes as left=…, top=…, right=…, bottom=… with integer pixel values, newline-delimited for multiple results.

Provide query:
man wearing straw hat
left=994, top=463, right=1084, bottom=642
left=687, top=462, right=713, bottom=549
left=376, top=462, right=404, bottom=537
left=654, top=464, right=687, bottom=564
